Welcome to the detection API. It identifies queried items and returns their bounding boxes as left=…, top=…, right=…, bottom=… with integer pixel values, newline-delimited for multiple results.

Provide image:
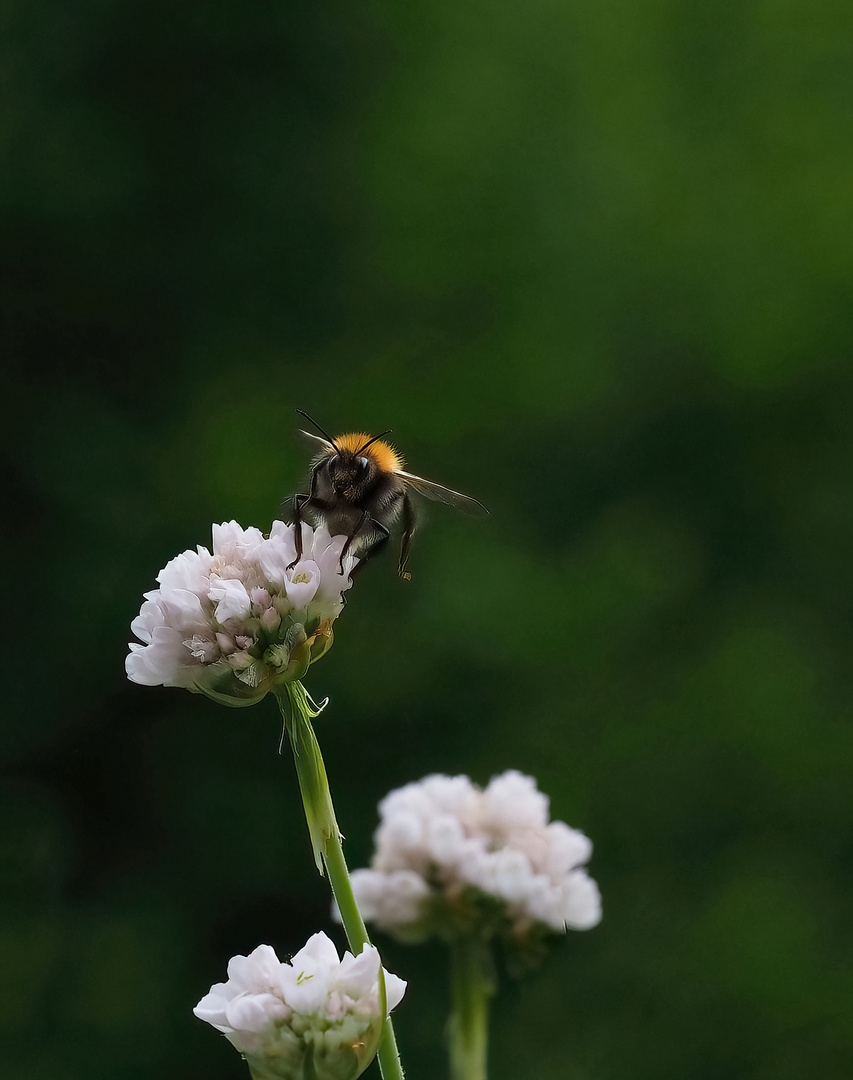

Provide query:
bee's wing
left=398, top=471, right=489, bottom=516
left=297, top=429, right=334, bottom=455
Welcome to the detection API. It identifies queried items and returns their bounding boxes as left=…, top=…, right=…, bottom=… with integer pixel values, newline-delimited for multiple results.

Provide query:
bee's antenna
left=296, top=409, right=340, bottom=452
left=356, top=429, right=393, bottom=455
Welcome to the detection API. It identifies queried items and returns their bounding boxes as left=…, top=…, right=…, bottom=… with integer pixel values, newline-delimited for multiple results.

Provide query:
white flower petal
left=544, top=820, right=593, bottom=876
left=209, top=577, right=252, bottom=622
left=227, top=944, right=284, bottom=993
left=482, top=770, right=550, bottom=833
left=157, top=546, right=213, bottom=593
left=335, top=944, right=381, bottom=999
left=193, top=987, right=231, bottom=1030
left=561, top=870, right=603, bottom=929
left=347, top=868, right=430, bottom=930
left=291, top=930, right=341, bottom=973
left=211, top=521, right=266, bottom=560
left=257, top=528, right=298, bottom=588
left=383, top=971, right=408, bottom=1014
left=280, top=956, right=333, bottom=1015
left=125, top=625, right=194, bottom=686
left=285, top=560, right=321, bottom=609
left=426, top=813, right=467, bottom=864
left=225, top=991, right=289, bottom=1034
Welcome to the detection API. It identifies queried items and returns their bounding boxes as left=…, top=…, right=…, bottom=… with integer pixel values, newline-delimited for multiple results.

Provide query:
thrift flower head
left=194, top=932, right=406, bottom=1080
left=126, top=521, right=356, bottom=705
left=346, top=771, right=601, bottom=946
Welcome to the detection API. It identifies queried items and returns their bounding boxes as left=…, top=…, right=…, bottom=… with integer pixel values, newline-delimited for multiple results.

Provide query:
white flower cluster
left=347, top=771, right=601, bottom=943
left=126, top=521, right=356, bottom=704
left=194, top=932, right=406, bottom=1080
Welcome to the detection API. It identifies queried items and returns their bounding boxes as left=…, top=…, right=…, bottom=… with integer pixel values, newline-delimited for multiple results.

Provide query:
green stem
left=323, top=832, right=405, bottom=1080
left=448, top=936, right=495, bottom=1080
left=276, top=685, right=405, bottom=1080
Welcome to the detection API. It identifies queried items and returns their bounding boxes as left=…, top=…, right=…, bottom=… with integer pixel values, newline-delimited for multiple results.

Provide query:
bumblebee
left=289, top=410, right=488, bottom=578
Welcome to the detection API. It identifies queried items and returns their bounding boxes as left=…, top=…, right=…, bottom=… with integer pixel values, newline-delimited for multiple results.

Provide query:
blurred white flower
left=126, top=521, right=356, bottom=705
left=345, top=771, right=601, bottom=945
left=194, top=932, right=406, bottom=1080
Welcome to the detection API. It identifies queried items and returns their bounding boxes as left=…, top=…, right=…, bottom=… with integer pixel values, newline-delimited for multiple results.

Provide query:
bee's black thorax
left=301, top=453, right=405, bottom=550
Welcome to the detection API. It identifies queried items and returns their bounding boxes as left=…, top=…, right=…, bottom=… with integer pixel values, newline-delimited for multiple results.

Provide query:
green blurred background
left=3, top=1, right=852, bottom=1077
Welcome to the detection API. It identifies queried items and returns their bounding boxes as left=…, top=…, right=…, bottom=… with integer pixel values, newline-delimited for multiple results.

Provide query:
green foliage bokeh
left=2, top=2, right=852, bottom=1078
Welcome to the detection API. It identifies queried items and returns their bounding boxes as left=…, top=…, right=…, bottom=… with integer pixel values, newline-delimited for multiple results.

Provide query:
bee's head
left=328, top=451, right=376, bottom=497
left=296, top=411, right=400, bottom=501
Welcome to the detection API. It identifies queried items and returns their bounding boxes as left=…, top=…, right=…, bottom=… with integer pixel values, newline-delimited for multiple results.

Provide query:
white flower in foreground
left=194, top=932, right=406, bottom=1080
left=126, top=521, right=356, bottom=705
left=345, top=771, right=601, bottom=946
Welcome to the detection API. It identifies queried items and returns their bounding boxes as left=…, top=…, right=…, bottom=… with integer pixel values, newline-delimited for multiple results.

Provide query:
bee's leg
left=341, top=513, right=390, bottom=576
left=287, top=493, right=309, bottom=570
left=397, top=491, right=416, bottom=580
left=339, top=510, right=369, bottom=572
left=287, top=466, right=332, bottom=570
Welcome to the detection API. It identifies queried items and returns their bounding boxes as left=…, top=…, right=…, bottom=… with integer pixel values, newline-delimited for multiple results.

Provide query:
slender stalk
left=276, top=685, right=405, bottom=1080
left=448, top=936, right=495, bottom=1080
left=324, top=834, right=405, bottom=1080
